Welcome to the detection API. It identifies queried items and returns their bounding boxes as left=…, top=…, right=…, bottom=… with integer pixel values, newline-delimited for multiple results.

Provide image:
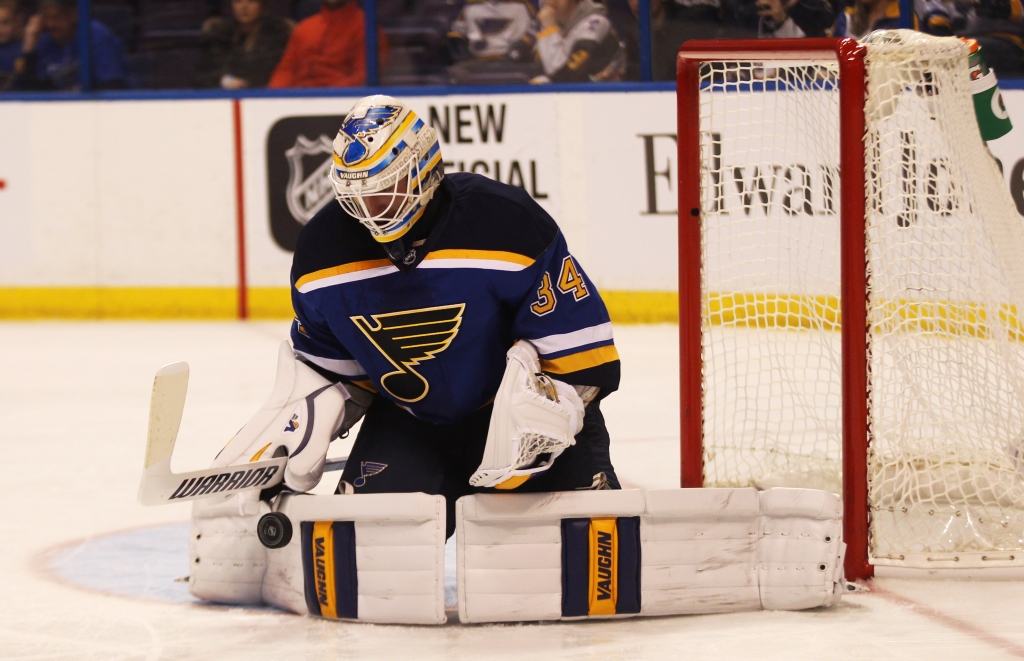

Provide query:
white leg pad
left=189, top=492, right=270, bottom=605
left=263, top=492, right=447, bottom=625
left=456, top=488, right=844, bottom=623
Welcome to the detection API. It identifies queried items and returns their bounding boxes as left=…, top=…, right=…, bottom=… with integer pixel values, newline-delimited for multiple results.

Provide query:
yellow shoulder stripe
left=423, top=249, right=535, bottom=267
left=295, top=259, right=393, bottom=290
left=541, top=345, right=619, bottom=375
left=538, top=26, right=559, bottom=38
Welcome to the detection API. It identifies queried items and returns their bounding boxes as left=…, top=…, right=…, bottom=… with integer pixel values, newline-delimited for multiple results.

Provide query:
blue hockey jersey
left=289, top=172, right=619, bottom=425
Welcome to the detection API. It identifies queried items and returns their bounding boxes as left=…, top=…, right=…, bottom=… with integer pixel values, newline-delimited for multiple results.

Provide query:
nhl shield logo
left=285, top=134, right=336, bottom=225
left=266, top=115, right=344, bottom=252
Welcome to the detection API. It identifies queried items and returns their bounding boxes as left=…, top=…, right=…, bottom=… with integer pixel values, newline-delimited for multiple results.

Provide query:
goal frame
left=676, top=38, right=873, bottom=581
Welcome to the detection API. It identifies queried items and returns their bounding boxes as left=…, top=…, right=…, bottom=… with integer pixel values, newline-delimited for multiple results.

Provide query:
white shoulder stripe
left=529, top=322, right=614, bottom=356
left=297, top=264, right=399, bottom=293
left=295, top=350, right=367, bottom=378
left=418, top=259, right=528, bottom=272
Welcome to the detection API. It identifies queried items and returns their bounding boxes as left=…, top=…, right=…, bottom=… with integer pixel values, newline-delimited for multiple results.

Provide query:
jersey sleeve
left=512, top=232, right=620, bottom=395
left=290, top=287, right=375, bottom=392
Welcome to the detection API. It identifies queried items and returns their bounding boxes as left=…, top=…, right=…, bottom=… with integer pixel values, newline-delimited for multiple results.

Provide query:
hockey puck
left=257, top=512, right=293, bottom=549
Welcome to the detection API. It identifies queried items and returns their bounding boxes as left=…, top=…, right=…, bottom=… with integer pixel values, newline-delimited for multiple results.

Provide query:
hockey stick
left=138, top=362, right=286, bottom=505
left=138, top=362, right=349, bottom=506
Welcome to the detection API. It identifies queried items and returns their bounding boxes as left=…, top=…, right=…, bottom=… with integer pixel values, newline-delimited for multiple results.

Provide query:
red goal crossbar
left=676, top=38, right=873, bottom=581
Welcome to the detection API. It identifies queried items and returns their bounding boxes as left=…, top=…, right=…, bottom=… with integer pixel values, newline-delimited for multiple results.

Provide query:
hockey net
left=677, top=31, right=1024, bottom=577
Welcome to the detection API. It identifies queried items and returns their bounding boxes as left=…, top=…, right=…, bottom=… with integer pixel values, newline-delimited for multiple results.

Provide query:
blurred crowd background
left=0, top=0, right=1020, bottom=91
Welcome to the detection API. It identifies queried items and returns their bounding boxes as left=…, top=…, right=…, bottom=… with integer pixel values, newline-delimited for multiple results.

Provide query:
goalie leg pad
left=262, top=492, right=447, bottom=625
left=456, top=488, right=844, bottom=623
left=189, top=492, right=270, bottom=605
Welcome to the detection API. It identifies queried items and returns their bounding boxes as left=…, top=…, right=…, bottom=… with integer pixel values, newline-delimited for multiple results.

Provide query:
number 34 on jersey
left=531, top=256, right=590, bottom=316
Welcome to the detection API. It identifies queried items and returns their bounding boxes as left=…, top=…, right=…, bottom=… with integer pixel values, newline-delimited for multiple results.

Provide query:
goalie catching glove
left=211, top=340, right=349, bottom=492
left=469, top=341, right=585, bottom=490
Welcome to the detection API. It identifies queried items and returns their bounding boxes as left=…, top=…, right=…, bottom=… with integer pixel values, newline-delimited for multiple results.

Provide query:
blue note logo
left=353, top=462, right=388, bottom=487
left=337, top=105, right=401, bottom=166
left=351, top=304, right=465, bottom=403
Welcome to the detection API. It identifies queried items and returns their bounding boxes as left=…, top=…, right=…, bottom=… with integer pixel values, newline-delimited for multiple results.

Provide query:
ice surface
left=2, top=321, right=1024, bottom=660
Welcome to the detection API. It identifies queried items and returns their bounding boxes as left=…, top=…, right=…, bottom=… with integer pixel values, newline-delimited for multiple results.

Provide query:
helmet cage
left=330, top=121, right=442, bottom=242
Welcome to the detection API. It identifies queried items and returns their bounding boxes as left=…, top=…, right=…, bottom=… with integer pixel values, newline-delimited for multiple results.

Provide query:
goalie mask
left=329, top=95, right=444, bottom=244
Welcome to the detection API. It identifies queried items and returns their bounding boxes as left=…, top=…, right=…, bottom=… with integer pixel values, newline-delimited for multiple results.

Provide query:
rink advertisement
left=7, top=87, right=1024, bottom=319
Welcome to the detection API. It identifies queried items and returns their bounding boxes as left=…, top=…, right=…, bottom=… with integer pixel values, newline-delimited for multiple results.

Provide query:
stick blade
left=145, top=362, right=189, bottom=470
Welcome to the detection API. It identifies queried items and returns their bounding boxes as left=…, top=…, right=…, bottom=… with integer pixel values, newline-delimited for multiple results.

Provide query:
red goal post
left=676, top=38, right=872, bottom=581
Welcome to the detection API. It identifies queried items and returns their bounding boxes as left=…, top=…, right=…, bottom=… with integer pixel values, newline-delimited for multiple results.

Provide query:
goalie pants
left=338, top=397, right=621, bottom=537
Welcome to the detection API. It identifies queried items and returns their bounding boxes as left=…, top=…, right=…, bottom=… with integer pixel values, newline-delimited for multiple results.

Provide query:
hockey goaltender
left=179, top=95, right=846, bottom=625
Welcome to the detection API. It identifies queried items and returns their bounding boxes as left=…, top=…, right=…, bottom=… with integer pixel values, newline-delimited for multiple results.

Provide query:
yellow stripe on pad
left=312, top=521, right=338, bottom=619
left=588, top=517, right=618, bottom=616
left=541, top=345, right=619, bottom=374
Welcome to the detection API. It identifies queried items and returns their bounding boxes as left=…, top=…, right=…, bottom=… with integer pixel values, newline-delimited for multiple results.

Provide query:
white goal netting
left=695, top=31, right=1024, bottom=567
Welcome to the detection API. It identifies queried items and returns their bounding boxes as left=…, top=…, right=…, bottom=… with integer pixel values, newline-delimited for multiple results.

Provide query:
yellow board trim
left=588, top=517, right=618, bottom=616
left=423, top=249, right=536, bottom=267
left=0, top=287, right=238, bottom=319
left=706, top=292, right=1024, bottom=341
left=294, top=259, right=394, bottom=291
left=601, top=291, right=678, bottom=324
left=248, top=287, right=294, bottom=319
left=312, top=521, right=338, bottom=619
left=7, top=287, right=1021, bottom=341
left=707, top=292, right=841, bottom=331
left=541, top=345, right=620, bottom=374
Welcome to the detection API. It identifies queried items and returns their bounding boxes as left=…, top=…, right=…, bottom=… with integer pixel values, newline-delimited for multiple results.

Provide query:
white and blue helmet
left=329, top=95, right=444, bottom=243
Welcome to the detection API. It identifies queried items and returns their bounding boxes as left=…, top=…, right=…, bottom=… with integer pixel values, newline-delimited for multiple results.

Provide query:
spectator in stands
left=835, top=0, right=956, bottom=37
left=448, top=0, right=538, bottom=62
left=268, top=0, right=386, bottom=88
left=447, top=0, right=538, bottom=83
left=622, top=0, right=762, bottom=81
left=834, top=0, right=898, bottom=37
left=0, top=0, right=24, bottom=89
left=532, top=0, right=625, bottom=83
left=753, top=0, right=837, bottom=36
left=958, top=0, right=1024, bottom=76
left=12, top=0, right=129, bottom=90
left=835, top=0, right=965, bottom=37
left=193, top=0, right=292, bottom=88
